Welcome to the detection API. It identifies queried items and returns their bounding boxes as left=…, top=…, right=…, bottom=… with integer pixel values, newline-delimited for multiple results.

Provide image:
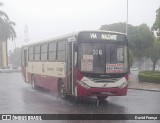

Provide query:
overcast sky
left=1, top=0, right=160, bottom=50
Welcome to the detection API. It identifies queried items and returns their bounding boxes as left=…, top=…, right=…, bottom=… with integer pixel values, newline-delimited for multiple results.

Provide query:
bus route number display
left=106, top=63, right=123, bottom=73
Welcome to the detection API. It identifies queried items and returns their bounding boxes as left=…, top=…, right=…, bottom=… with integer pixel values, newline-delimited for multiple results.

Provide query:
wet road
left=0, top=73, right=160, bottom=123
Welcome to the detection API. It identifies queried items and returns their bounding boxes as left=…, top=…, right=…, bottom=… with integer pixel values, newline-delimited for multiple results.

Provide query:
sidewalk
left=128, top=73, right=160, bottom=91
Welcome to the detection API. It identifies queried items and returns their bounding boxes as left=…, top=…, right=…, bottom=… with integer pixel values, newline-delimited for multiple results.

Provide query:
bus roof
left=22, top=30, right=126, bottom=48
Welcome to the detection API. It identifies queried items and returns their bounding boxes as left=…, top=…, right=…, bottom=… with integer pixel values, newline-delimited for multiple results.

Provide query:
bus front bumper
left=76, top=83, right=128, bottom=97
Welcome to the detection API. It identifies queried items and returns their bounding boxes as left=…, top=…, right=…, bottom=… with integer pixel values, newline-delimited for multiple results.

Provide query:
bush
left=138, top=71, right=160, bottom=83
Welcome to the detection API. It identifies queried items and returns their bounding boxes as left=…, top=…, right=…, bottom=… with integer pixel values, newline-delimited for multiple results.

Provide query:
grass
left=138, top=71, right=160, bottom=83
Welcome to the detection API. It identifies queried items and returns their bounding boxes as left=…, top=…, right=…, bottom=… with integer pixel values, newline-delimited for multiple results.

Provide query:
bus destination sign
left=78, top=32, right=126, bottom=42
left=90, top=33, right=117, bottom=40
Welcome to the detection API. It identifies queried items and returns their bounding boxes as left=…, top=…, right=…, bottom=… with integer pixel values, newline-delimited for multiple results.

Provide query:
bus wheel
left=97, top=96, right=108, bottom=101
left=58, top=81, right=67, bottom=99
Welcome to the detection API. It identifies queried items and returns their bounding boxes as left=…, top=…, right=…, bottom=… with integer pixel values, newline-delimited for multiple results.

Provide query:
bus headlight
left=119, top=81, right=127, bottom=89
left=77, top=80, right=90, bottom=89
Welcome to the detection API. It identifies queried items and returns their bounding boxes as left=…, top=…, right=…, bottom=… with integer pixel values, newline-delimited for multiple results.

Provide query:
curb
left=128, top=87, right=160, bottom=92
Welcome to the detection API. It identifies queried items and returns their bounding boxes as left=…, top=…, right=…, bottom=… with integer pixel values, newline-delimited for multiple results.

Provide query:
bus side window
left=28, top=46, right=34, bottom=61
left=49, top=42, right=56, bottom=61
left=57, top=41, right=66, bottom=62
left=35, top=45, right=40, bottom=61
left=41, top=43, right=48, bottom=61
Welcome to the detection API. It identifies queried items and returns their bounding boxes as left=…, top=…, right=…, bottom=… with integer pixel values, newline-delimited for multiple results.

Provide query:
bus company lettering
left=47, top=67, right=54, bottom=71
left=90, top=33, right=117, bottom=40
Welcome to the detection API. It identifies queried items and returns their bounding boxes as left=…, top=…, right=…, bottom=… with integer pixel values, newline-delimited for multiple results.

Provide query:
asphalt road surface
left=0, top=73, right=160, bottom=123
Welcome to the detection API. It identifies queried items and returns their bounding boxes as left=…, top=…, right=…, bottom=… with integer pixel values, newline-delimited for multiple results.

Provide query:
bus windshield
left=79, top=42, right=127, bottom=74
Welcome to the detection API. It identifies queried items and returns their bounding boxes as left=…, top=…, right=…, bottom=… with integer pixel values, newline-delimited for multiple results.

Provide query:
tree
left=151, top=37, right=160, bottom=71
left=151, top=7, right=160, bottom=71
left=0, top=18, right=16, bottom=41
left=0, top=2, right=9, bottom=20
left=131, top=24, right=154, bottom=58
left=100, top=22, right=126, bottom=33
left=0, top=2, right=16, bottom=42
left=0, top=2, right=16, bottom=67
left=152, top=7, right=160, bottom=36
left=9, top=48, right=21, bottom=67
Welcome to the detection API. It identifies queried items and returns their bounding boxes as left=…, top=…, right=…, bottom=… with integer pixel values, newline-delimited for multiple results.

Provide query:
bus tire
left=97, top=96, right=108, bottom=101
left=58, top=80, right=67, bottom=100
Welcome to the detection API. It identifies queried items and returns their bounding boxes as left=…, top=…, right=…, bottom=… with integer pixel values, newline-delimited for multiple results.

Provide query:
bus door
left=66, top=42, right=76, bottom=95
left=23, top=49, right=28, bottom=82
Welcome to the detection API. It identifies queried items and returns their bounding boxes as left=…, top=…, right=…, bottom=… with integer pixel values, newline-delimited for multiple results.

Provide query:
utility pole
left=126, top=0, right=128, bottom=36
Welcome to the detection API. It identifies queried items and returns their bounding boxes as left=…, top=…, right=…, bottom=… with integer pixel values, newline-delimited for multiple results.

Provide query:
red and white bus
left=21, top=30, right=129, bottom=100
